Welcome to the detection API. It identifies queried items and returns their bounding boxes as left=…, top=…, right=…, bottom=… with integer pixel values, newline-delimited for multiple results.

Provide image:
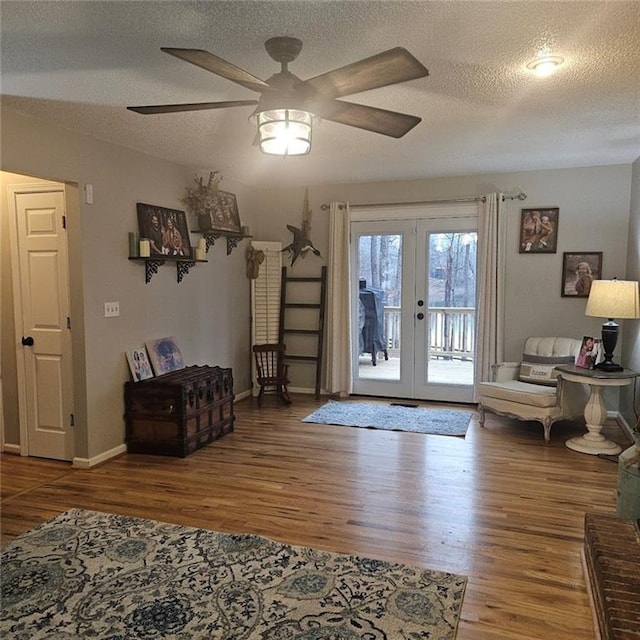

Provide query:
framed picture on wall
left=519, top=207, right=559, bottom=253
left=561, top=251, right=603, bottom=297
left=136, top=203, right=193, bottom=258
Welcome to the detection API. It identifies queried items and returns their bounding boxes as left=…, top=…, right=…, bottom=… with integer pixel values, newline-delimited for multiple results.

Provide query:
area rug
left=1, top=509, right=467, bottom=639
left=302, top=400, right=471, bottom=437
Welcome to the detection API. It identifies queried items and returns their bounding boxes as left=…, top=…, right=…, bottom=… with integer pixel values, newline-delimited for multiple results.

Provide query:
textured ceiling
left=1, top=1, right=639, bottom=187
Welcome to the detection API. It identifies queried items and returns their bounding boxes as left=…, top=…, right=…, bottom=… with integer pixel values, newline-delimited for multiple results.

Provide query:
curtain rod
left=320, top=192, right=527, bottom=211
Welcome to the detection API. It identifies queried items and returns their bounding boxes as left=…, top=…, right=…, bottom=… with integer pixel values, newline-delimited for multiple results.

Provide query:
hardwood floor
left=1, top=394, right=625, bottom=639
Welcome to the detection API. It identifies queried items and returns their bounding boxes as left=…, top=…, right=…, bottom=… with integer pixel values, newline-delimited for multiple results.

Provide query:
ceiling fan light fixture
left=257, top=108, right=312, bottom=156
left=526, top=54, right=564, bottom=77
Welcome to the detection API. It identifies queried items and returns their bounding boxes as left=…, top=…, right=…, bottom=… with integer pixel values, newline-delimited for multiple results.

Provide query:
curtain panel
left=474, top=193, right=506, bottom=396
left=326, top=202, right=352, bottom=395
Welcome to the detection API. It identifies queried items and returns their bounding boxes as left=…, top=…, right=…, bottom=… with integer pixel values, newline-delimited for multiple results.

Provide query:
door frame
left=8, top=180, right=73, bottom=457
left=349, top=202, right=478, bottom=401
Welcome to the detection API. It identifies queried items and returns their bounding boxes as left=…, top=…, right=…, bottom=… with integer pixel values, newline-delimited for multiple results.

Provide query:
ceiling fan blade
left=127, top=100, right=258, bottom=115
left=301, top=47, right=428, bottom=99
left=313, top=100, right=422, bottom=138
left=161, top=47, right=270, bottom=93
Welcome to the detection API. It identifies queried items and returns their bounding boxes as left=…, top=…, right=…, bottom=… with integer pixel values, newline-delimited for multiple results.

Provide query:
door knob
left=21, top=336, right=34, bottom=346
left=417, top=300, right=424, bottom=307
left=416, top=312, right=425, bottom=320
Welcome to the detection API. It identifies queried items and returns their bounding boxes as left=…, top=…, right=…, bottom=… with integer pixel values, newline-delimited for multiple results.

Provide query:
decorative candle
left=128, top=232, right=138, bottom=257
left=139, top=238, right=150, bottom=257
left=241, top=225, right=250, bottom=236
left=197, top=238, right=207, bottom=252
left=195, top=247, right=205, bottom=261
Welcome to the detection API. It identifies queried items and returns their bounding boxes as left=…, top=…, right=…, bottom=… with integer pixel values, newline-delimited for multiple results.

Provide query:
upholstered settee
left=477, top=337, right=589, bottom=442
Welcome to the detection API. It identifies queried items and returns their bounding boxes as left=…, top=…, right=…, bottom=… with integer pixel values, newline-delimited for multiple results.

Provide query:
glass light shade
left=585, top=280, right=640, bottom=319
left=257, top=109, right=312, bottom=156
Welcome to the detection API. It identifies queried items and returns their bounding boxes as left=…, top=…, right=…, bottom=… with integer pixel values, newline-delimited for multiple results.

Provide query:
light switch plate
left=104, top=301, right=119, bottom=317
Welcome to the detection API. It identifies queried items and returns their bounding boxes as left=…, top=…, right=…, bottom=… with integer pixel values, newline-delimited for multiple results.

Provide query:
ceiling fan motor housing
left=264, top=36, right=303, bottom=64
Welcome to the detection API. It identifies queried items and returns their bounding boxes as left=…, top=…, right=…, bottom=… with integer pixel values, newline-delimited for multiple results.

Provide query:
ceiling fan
left=127, top=36, right=429, bottom=152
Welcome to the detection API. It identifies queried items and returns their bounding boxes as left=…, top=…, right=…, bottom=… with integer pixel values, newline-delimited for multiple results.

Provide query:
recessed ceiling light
left=527, top=54, right=565, bottom=78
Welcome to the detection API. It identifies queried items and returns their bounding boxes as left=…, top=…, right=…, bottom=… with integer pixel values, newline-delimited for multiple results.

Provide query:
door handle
left=417, top=300, right=424, bottom=307
left=416, top=312, right=425, bottom=320
left=22, top=336, right=34, bottom=346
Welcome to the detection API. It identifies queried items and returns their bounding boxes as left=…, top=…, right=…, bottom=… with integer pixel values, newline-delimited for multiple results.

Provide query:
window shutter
left=251, top=241, right=282, bottom=345
left=251, top=242, right=282, bottom=395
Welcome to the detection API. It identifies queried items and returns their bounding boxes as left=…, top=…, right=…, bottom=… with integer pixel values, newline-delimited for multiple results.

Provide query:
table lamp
left=585, top=278, right=640, bottom=372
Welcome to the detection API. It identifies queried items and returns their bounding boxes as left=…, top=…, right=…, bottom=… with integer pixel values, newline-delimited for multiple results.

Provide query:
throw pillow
left=518, top=354, right=575, bottom=386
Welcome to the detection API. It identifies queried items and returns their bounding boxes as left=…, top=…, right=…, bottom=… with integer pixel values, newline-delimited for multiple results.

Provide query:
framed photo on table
left=519, top=207, right=559, bottom=253
left=561, top=252, right=602, bottom=297
left=575, top=336, right=602, bottom=369
left=125, top=347, right=154, bottom=381
left=145, top=336, right=185, bottom=376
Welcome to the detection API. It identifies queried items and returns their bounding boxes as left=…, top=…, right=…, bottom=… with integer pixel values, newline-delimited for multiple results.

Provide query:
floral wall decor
left=181, top=171, right=224, bottom=231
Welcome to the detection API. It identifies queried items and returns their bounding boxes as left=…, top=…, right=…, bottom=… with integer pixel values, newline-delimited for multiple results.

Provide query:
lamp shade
left=257, top=108, right=312, bottom=156
left=585, top=279, right=640, bottom=319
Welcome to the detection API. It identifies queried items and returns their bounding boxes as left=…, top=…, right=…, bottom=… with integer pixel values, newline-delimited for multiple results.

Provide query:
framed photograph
left=519, top=207, right=559, bottom=253
left=145, top=336, right=185, bottom=376
left=575, top=336, right=602, bottom=369
left=561, top=251, right=602, bottom=297
left=197, top=190, right=241, bottom=233
left=125, top=347, right=154, bottom=381
left=137, top=203, right=192, bottom=258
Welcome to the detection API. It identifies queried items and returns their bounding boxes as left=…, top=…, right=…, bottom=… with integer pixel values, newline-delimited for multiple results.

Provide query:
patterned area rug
left=2, top=509, right=467, bottom=639
left=302, top=400, right=471, bottom=437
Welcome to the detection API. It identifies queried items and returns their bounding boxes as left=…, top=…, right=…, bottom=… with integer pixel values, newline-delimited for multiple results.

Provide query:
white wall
left=1, top=108, right=255, bottom=460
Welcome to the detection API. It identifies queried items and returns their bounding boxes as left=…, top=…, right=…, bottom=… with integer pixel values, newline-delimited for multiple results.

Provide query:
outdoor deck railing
left=383, top=306, right=475, bottom=361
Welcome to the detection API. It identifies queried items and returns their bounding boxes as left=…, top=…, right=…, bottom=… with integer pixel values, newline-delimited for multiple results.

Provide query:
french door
left=351, top=207, right=477, bottom=402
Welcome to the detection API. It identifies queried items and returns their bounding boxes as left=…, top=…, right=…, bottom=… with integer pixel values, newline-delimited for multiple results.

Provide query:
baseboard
left=1, top=442, right=21, bottom=455
left=289, top=386, right=325, bottom=395
left=244, top=388, right=327, bottom=398
left=616, top=411, right=635, bottom=440
left=73, top=444, right=127, bottom=469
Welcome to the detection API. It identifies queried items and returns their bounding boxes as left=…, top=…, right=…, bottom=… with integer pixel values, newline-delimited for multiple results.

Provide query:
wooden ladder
left=278, top=266, right=327, bottom=398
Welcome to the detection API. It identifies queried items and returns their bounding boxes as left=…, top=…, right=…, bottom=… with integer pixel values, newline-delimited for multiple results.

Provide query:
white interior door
left=351, top=206, right=477, bottom=403
left=9, top=183, right=74, bottom=460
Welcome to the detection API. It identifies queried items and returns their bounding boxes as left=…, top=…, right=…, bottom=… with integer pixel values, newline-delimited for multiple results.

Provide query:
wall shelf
left=128, top=256, right=207, bottom=284
left=192, top=230, right=252, bottom=256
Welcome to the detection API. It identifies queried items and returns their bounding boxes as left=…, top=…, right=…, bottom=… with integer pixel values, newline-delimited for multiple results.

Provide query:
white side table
left=556, top=364, right=639, bottom=455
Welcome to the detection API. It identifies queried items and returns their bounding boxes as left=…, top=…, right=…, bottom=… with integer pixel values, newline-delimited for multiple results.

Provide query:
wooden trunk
left=583, top=512, right=640, bottom=640
left=124, top=365, right=234, bottom=457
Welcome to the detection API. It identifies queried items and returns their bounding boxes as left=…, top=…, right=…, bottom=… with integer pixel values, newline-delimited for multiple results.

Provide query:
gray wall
left=1, top=108, right=254, bottom=460
left=249, top=165, right=633, bottom=389
left=620, top=157, right=640, bottom=429
left=1, top=104, right=636, bottom=461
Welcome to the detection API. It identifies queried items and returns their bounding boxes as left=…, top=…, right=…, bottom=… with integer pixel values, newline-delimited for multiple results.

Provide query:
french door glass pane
left=426, top=232, right=477, bottom=385
left=357, top=234, right=402, bottom=381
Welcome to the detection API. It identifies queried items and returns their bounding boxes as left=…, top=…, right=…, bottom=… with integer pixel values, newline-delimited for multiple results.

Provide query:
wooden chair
left=253, top=343, right=292, bottom=407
